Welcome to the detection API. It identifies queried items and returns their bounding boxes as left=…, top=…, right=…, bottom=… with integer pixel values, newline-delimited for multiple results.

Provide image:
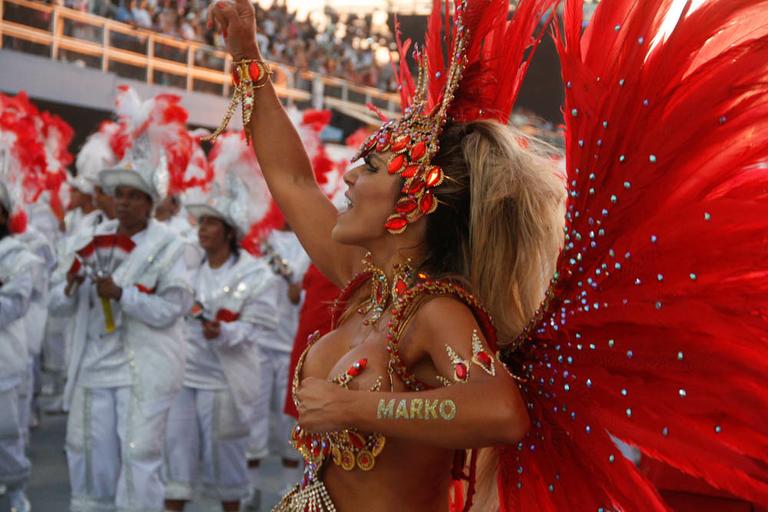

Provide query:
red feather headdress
left=101, top=87, right=194, bottom=201
left=0, top=92, right=72, bottom=231
left=355, top=0, right=557, bottom=234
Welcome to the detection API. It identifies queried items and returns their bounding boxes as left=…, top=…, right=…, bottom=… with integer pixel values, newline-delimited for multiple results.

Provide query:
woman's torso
left=297, top=307, right=454, bottom=512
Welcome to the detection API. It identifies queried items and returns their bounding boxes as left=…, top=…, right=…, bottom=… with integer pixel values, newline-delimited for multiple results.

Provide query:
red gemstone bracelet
left=204, top=58, right=272, bottom=144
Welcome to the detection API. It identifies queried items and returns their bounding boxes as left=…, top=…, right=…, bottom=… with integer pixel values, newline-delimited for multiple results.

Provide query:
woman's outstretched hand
left=207, top=0, right=260, bottom=60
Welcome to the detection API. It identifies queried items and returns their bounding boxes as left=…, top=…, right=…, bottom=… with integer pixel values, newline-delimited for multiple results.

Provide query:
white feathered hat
left=99, top=87, right=193, bottom=202
left=73, top=121, right=124, bottom=195
left=186, top=131, right=269, bottom=238
left=0, top=92, right=72, bottom=232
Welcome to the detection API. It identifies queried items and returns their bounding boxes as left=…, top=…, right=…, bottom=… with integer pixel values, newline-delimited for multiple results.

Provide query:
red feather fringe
left=302, top=109, right=332, bottom=131
left=240, top=201, right=286, bottom=256
left=392, top=0, right=557, bottom=123
left=499, top=0, right=768, bottom=510
left=8, top=210, right=27, bottom=234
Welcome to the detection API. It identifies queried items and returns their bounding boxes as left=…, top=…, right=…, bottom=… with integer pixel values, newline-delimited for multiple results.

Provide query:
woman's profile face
left=332, top=152, right=401, bottom=247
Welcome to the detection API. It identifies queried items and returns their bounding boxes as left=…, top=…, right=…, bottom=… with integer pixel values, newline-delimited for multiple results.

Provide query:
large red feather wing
left=499, top=0, right=768, bottom=510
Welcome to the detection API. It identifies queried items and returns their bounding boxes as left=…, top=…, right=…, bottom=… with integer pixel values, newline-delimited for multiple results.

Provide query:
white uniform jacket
left=186, top=252, right=280, bottom=425
left=16, top=227, right=56, bottom=357
left=50, top=219, right=192, bottom=414
left=0, top=237, right=40, bottom=391
left=263, top=231, right=310, bottom=353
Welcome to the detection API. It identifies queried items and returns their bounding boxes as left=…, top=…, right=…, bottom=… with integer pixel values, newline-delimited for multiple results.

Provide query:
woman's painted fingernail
left=216, top=2, right=225, bottom=7
left=223, top=28, right=228, bottom=38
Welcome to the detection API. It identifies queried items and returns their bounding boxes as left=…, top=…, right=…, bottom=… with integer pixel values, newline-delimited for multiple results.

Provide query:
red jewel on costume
left=394, top=278, right=409, bottom=296
left=348, top=432, right=366, bottom=449
left=425, top=166, right=444, bottom=188
left=347, top=359, right=368, bottom=378
left=471, top=330, right=496, bottom=376
left=376, top=133, right=392, bottom=153
left=395, top=198, right=418, bottom=214
left=388, top=154, right=406, bottom=174
left=248, top=62, right=261, bottom=82
left=410, top=140, right=427, bottom=161
left=445, top=344, right=470, bottom=383
left=455, top=362, right=469, bottom=381
left=384, top=216, right=408, bottom=233
left=391, top=135, right=411, bottom=153
left=401, top=164, right=420, bottom=179
left=407, top=179, right=425, bottom=195
left=419, top=193, right=437, bottom=214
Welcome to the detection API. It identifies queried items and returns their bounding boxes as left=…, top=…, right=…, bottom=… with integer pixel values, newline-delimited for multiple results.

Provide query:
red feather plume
left=8, top=210, right=27, bottom=235
left=241, top=201, right=286, bottom=256
left=301, top=109, right=333, bottom=132
left=393, top=0, right=557, bottom=123
left=497, top=0, right=768, bottom=510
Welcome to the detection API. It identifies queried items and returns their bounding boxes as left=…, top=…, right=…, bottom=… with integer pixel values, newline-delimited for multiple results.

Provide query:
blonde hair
left=425, top=119, right=565, bottom=341
left=425, top=120, right=565, bottom=511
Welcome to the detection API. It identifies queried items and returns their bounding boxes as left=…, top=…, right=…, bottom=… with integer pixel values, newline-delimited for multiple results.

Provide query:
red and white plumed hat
left=99, top=86, right=193, bottom=202
left=73, top=120, right=126, bottom=196
left=174, top=129, right=214, bottom=205
left=0, top=92, right=72, bottom=233
left=188, top=131, right=270, bottom=238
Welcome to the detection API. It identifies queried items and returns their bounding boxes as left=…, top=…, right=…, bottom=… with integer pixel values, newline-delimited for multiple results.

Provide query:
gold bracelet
left=204, top=58, right=272, bottom=144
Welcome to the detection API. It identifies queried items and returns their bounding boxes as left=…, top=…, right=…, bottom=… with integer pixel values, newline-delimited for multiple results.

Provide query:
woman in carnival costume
left=207, top=0, right=768, bottom=510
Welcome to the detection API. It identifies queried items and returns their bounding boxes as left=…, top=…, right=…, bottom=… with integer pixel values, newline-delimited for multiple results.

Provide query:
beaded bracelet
left=204, top=58, right=272, bottom=143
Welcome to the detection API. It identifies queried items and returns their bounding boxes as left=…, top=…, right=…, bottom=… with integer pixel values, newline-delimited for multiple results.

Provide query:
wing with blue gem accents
left=499, top=0, right=768, bottom=510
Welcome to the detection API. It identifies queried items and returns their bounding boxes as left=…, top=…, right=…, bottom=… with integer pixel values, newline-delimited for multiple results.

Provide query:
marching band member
left=49, top=88, right=193, bottom=512
left=0, top=185, right=39, bottom=512
left=0, top=93, right=68, bottom=512
left=44, top=121, right=123, bottom=415
left=164, top=166, right=279, bottom=512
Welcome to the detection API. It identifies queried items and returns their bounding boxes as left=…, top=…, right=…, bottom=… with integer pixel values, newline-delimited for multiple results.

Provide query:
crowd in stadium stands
left=50, top=0, right=399, bottom=91
left=511, top=109, right=565, bottom=149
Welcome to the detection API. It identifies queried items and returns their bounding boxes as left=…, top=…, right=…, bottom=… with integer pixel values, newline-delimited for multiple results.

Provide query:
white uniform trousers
left=164, top=386, right=250, bottom=502
left=66, top=386, right=170, bottom=512
left=0, top=385, right=31, bottom=489
left=248, top=347, right=296, bottom=461
left=18, top=358, right=35, bottom=438
left=43, top=317, right=68, bottom=367
left=42, top=316, right=68, bottom=381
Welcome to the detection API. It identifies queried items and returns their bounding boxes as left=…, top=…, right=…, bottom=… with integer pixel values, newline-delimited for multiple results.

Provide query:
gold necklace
left=357, top=252, right=415, bottom=325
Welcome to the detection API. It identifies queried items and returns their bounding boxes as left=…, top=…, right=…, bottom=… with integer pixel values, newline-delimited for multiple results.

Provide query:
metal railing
left=0, top=0, right=400, bottom=123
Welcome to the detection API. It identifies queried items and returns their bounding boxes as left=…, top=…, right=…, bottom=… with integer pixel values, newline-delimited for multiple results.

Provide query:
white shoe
left=242, top=488, right=261, bottom=511
left=9, top=489, right=31, bottom=512
left=29, top=407, right=40, bottom=430
left=43, top=396, right=66, bottom=415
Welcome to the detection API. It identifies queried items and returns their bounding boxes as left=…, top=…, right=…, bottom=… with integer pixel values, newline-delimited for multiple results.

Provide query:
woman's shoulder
left=399, top=278, right=491, bottom=321
left=406, top=280, right=494, bottom=336
left=386, top=278, right=498, bottom=390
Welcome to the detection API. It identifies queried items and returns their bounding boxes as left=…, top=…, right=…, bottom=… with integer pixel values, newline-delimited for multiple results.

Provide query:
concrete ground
left=12, top=398, right=293, bottom=512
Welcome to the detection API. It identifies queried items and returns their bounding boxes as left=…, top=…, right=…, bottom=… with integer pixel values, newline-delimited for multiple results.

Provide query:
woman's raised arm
left=208, top=0, right=363, bottom=286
